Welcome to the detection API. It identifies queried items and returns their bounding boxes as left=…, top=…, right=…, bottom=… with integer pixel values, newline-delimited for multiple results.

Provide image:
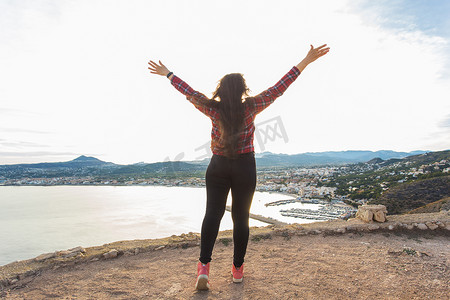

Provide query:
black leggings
left=199, top=152, right=256, bottom=267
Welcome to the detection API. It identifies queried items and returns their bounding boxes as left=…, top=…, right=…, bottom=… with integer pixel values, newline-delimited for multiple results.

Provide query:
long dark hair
left=212, top=73, right=249, bottom=158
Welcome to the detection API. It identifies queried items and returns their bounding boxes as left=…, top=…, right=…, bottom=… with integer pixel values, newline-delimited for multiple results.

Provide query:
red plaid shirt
left=170, top=66, right=301, bottom=156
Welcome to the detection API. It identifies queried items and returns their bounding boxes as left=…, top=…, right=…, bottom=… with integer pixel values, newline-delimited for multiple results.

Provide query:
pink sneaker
left=232, top=263, right=244, bottom=283
left=195, top=262, right=210, bottom=290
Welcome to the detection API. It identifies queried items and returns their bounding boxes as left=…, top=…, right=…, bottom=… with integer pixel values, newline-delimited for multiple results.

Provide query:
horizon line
left=1, top=148, right=447, bottom=166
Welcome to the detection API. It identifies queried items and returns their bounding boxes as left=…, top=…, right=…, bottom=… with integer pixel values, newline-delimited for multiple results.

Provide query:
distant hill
left=2, top=155, right=114, bottom=169
left=0, top=156, right=117, bottom=179
left=0, top=150, right=436, bottom=179
left=366, top=150, right=450, bottom=168
left=369, top=175, right=450, bottom=215
left=407, top=197, right=450, bottom=214
left=254, top=150, right=427, bottom=167
left=0, top=156, right=206, bottom=179
left=322, top=150, right=450, bottom=209
left=110, top=161, right=206, bottom=176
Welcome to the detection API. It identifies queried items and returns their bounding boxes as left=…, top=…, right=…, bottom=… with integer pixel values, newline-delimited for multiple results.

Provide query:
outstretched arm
left=252, top=44, right=330, bottom=114
left=296, top=44, right=330, bottom=72
left=147, top=59, right=217, bottom=118
left=147, top=59, right=204, bottom=98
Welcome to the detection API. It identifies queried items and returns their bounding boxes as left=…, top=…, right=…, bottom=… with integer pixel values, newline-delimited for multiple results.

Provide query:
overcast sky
left=1, top=0, right=449, bottom=165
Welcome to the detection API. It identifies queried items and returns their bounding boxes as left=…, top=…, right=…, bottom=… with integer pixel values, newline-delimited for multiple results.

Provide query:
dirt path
left=2, top=230, right=449, bottom=299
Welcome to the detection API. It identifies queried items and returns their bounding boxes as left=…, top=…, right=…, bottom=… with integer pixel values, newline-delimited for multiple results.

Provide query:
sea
left=0, top=186, right=320, bottom=266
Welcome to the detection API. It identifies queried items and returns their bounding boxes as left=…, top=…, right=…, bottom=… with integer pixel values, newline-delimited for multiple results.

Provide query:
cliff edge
left=1, top=212, right=449, bottom=299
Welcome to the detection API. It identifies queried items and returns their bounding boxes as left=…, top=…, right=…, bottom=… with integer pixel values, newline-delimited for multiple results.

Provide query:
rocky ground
left=1, top=212, right=449, bottom=299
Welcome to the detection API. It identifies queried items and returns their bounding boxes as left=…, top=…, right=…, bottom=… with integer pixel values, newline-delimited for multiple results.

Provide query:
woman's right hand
left=296, top=44, right=330, bottom=71
left=148, top=60, right=171, bottom=77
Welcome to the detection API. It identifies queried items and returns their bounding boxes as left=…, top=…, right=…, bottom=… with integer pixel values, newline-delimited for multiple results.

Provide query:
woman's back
left=169, top=65, right=301, bottom=157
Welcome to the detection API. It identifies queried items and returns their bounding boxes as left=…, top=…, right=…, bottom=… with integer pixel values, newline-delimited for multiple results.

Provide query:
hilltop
left=324, top=150, right=450, bottom=211
left=0, top=150, right=427, bottom=179
left=372, top=175, right=450, bottom=214
left=1, top=212, right=449, bottom=299
left=407, top=197, right=450, bottom=214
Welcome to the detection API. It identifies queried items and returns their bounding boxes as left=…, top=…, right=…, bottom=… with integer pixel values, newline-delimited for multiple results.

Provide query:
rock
left=445, top=224, right=450, bottom=231
left=68, top=246, right=86, bottom=253
left=291, top=224, right=304, bottom=230
left=1, top=279, right=9, bottom=288
left=416, top=223, right=428, bottom=230
left=373, top=210, right=386, bottom=222
left=91, top=257, right=99, bottom=262
left=418, top=251, right=431, bottom=257
left=62, top=252, right=79, bottom=258
left=56, top=246, right=86, bottom=258
left=356, top=209, right=373, bottom=223
left=134, top=248, right=140, bottom=255
left=335, top=228, right=346, bottom=234
left=155, top=245, right=165, bottom=251
left=103, top=249, right=118, bottom=259
left=346, top=225, right=359, bottom=231
left=436, top=221, right=445, bottom=228
left=356, top=205, right=387, bottom=223
left=388, top=224, right=396, bottom=230
left=367, top=224, right=380, bottom=231
left=426, top=222, right=439, bottom=230
left=35, top=252, right=56, bottom=262
left=406, top=224, right=414, bottom=230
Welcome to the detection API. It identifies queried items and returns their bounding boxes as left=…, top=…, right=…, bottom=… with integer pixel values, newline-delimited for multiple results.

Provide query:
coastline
left=1, top=211, right=449, bottom=292
left=0, top=186, right=297, bottom=266
left=225, top=206, right=287, bottom=226
left=0, top=185, right=357, bottom=266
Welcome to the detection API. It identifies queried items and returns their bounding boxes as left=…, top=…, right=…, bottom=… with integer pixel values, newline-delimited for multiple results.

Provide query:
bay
left=0, top=186, right=319, bottom=266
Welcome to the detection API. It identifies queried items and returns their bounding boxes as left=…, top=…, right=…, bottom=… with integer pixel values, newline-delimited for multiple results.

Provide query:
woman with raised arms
left=148, top=44, right=329, bottom=290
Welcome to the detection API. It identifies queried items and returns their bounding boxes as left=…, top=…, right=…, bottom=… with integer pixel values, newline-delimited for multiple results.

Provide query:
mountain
left=0, top=156, right=206, bottom=179
left=2, top=155, right=115, bottom=169
left=110, top=161, right=206, bottom=175
left=0, top=156, right=117, bottom=179
left=321, top=149, right=450, bottom=213
left=0, top=150, right=437, bottom=179
left=406, top=196, right=450, bottom=214
left=364, top=150, right=450, bottom=168
left=254, top=150, right=428, bottom=167
left=72, top=155, right=105, bottom=163
left=371, top=175, right=450, bottom=215
left=367, top=157, right=384, bottom=164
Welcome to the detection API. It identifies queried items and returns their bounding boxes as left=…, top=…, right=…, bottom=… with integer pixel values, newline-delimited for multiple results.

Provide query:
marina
left=280, top=204, right=356, bottom=221
left=264, top=198, right=330, bottom=207
left=264, top=197, right=356, bottom=221
left=264, top=198, right=304, bottom=206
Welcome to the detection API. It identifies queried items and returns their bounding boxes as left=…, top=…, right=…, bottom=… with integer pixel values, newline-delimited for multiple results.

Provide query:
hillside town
left=1, top=157, right=448, bottom=202
left=1, top=153, right=448, bottom=223
left=0, top=166, right=355, bottom=222
left=0, top=166, right=339, bottom=199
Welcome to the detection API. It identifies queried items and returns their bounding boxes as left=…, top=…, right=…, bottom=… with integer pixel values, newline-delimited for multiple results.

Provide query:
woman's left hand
left=148, top=60, right=170, bottom=76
